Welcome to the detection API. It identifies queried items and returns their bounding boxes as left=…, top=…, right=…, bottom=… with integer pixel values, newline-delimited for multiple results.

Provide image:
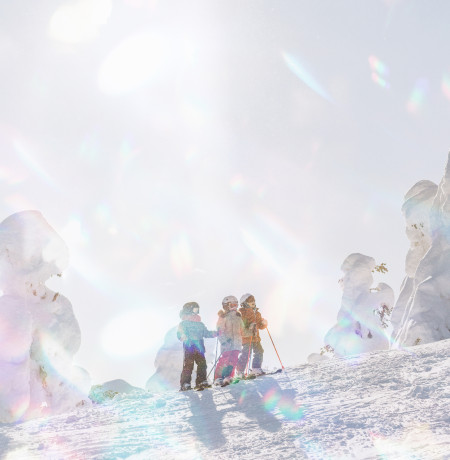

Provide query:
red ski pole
left=266, top=327, right=285, bottom=370
left=244, top=335, right=253, bottom=376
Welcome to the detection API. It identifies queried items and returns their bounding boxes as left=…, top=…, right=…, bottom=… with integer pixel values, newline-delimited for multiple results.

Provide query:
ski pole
left=212, top=336, right=219, bottom=375
left=266, top=327, right=285, bottom=370
left=207, top=350, right=222, bottom=379
left=244, top=335, right=253, bottom=376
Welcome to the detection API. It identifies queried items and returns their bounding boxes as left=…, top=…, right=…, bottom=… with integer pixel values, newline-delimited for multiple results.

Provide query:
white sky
left=1, top=0, right=450, bottom=387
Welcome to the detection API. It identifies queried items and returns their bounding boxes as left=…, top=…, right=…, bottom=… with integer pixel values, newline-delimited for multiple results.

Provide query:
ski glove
left=260, top=319, right=268, bottom=329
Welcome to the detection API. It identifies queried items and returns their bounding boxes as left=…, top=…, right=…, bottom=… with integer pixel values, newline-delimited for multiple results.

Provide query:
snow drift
left=0, top=211, right=90, bottom=423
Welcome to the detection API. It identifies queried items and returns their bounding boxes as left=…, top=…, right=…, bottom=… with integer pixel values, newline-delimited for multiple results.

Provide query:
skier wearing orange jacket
left=236, top=293, right=268, bottom=377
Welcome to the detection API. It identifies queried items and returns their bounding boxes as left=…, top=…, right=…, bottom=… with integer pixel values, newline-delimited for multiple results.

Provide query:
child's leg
left=194, top=351, right=207, bottom=386
left=221, top=349, right=238, bottom=379
left=236, top=342, right=250, bottom=373
left=215, top=351, right=231, bottom=380
left=227, top=350, right=240, bottom=377
left=251, top=341, right=264, bottom=369
left=180, top=348, right=195, bottom=387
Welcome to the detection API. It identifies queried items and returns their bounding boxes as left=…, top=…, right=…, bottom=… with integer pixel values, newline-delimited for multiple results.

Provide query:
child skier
left=214, top=295, right=244, bottom=385
left=236, top=293, right=268, bottom=377
left=177, top=302, right=217, bottom=391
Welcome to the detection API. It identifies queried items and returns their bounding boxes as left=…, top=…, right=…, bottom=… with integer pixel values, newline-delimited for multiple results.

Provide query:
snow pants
left=237, top=340, right=264, bottom=373
left=214, top=350, right=240, bottom=380
left=180, top=348, right=207, bottom=387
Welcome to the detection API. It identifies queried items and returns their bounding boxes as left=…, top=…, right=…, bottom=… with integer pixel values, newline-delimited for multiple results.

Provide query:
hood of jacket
left=218, top=309, right=241, bottom=318
left=179, top=311, right=201, bottom=321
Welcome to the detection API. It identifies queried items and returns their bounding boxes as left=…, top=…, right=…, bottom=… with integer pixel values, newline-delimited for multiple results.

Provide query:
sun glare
left=49, top=0, right=112, bottom=44
left=100, top=308, right=165, bottom=357
left=98, top=32, right=165, bottom=95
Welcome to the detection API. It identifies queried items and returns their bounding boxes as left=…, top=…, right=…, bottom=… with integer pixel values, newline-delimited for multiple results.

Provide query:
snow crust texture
left=0, top=211, right=91, bottom=423
left=393, top=154, right=450, bottom=347
left=1, top=339, right=448, bottom=459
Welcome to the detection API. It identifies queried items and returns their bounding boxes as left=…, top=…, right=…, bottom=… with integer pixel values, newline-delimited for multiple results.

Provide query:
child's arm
left=203, top=323, right=218, bottom=338
left=177, top=322, right=187, bottom=342
left=257, top=312, right=268, bottom=329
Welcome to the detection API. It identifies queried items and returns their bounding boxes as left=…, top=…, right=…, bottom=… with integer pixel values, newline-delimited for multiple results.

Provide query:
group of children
left=177, top=293, right=268, bottom=391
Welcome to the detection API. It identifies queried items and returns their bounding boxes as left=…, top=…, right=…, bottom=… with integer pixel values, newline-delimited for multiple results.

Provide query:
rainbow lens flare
left=368, top=55, right=390, bottom=89
left=442, top=74, right=450, bottom=100
left=407, top=78, right=428, bottom=114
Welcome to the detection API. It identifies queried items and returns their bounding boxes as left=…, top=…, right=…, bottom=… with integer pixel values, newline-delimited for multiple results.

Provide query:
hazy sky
left=1, top=0, right=450, bottom=387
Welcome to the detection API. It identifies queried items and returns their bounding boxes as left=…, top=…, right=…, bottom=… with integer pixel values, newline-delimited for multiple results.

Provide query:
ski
left=263, top=368, right=283, bottom=375
left=180, top=383, right=212, bottom=392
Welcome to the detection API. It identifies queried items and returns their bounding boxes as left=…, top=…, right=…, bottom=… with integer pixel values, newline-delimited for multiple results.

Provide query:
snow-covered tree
left=322, top=253, right=394, bottom=357
left=0, top=211, right=90, bottom=422
left=390, top=180, right=437, bottom=342
left=392, top=154, right=450, bottom=347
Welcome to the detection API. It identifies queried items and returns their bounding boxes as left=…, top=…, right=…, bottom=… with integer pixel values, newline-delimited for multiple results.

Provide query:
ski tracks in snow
left=0, top=339, right=449, bottom=459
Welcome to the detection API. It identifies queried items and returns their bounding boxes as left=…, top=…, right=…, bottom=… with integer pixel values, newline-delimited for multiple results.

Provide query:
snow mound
left=89, top=379, right=146, bottom=403
left=0, top=211, right=91, bottom=423
left=323, top=253, right=394, bottom=357
left=99, top=379, right=144, bottom=394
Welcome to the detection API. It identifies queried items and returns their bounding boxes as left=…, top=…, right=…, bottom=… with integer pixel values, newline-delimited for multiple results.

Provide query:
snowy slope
left=1, top=339, right=449, bottom=460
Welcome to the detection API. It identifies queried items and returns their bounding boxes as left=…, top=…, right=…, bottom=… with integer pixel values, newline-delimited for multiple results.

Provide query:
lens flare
left=370, top=423, right=435, bottom=458
left=60, top=216, right=90, bottom=249
left=262, top=386, right=305, bottom=421
left=407, top=78, right=428, bottom=114
left=0, top=165, right=27, bottom=185
left=230, top=174, right=245, bottom=193
left=49, top=0, right=112, bottom=44
left=369, top=56, right=390, bottom=89
left=4, top=447, right=34, bottom=460
left=13, top=138, right=56, bottom=188
left=98, top=31, right=165, bottom=95
left=262, top=388, right=281, bottom=411
left=282, top=51, right=333, bottom=103
left=371, top=73, right=390, bottom=89
left=10, top=394, right=30, bottom=421
left=238, top=389, right=247, bottom=405
left=368, top=55, right=389, bottom=77
left=442, top=74, right=450, bottom=100
left=170, top=234, right=193, bottom=277
left=101, top=308, right=164, bottom=357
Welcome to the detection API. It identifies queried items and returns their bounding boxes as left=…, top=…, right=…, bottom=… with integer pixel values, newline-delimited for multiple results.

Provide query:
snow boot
left=194, top=381, right=211, bottom=390
left=249, top=368, right=265, bottom=377
left=221, top=376, right=233, bottom=387
left=180, top=383, right=192, bottom=391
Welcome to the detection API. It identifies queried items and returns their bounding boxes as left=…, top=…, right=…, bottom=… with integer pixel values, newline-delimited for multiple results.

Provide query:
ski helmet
left=222, top=295, right=238, bottom=307
left=183, top=301, right=199, bottom=313
left=240, top=293, right=255, bottom=307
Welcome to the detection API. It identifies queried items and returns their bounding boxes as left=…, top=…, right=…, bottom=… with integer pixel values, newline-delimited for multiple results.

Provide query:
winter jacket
left=239, top=306, right=267, bottom=344
left=177, top=312, right=217, bottom=354
left=217, top=310, right=244, bottom=352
